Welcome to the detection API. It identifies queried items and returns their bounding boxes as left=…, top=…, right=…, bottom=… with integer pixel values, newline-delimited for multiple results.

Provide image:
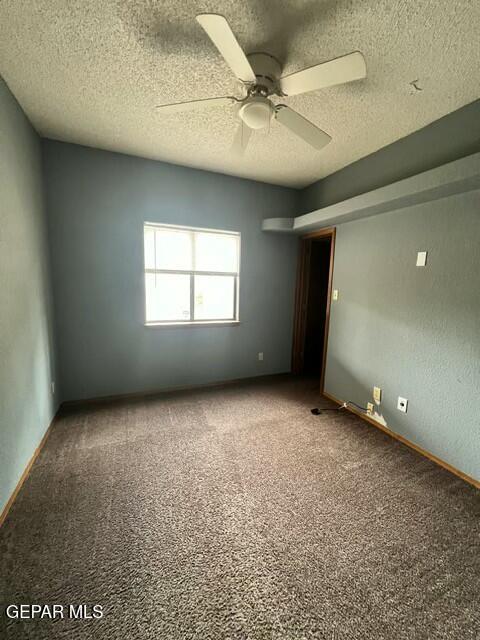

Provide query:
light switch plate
left=332, top=289, right=339, bottom=300
left=416, top=251, right=428, bottom=267
left=397, top=397, right=408, bottom=413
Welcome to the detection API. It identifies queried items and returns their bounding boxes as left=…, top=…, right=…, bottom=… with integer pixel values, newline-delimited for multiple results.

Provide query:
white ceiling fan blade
left=196, top=14, right=256, bottom=83
left=156, top=96, right=238, bottom=113
left=231, top=122, right=252, bottom=155
left=279, top=51, right=366, bottom=96
left=275, top=105, right=331, bottom=151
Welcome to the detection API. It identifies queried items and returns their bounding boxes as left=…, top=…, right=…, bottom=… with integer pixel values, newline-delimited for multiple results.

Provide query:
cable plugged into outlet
left=340, top=400, right=368, bottom=413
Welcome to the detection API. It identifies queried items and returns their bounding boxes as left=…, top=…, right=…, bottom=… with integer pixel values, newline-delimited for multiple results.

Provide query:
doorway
left=291, top=228, right=335, bottom=392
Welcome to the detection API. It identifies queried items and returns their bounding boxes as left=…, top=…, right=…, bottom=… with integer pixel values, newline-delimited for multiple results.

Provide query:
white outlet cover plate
left=373, top=386, right=382, bottom=404
left=397, top=396, right=408, bottom=413
left=416, top=251, right=428, bottom=267
left=332, top=289, right=339, bottom=300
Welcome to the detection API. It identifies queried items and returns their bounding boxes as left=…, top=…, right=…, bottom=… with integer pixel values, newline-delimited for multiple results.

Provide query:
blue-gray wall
left=325, top=192, right=480, bottom=480
left=301, top=99, right=480, bottom=212
left=303, top=101, right=480, bottom=481
left=43, top=141, right=300, bottom=402
left=0, top=79, right=58, bottom=515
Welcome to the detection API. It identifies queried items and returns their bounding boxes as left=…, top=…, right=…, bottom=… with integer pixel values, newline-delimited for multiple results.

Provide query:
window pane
left=194, top=275, right=235, bottom=320
left=145, top=273, right=190, bottom=322
left=155, top=228, right=192, bottom=271
left=144, top=226, right=156, bottom=270
left=195, top=232, right=239, bottom=273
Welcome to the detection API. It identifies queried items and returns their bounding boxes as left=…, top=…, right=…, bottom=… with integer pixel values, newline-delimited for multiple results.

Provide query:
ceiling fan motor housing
left=246, top=52, right=282, bottom=92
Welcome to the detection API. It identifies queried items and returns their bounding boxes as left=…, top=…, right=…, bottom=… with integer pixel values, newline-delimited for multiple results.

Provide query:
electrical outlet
left=51, top=381, right=55, bottom=395
left=367, top=402, right=374, bottom=416
left=397, top=397, right=408, bottom=413
left=258, top=352, right=264, bottom=361
left=373, top=386, right=382, bottom=404
left=332, top=289, right=339, bottom=301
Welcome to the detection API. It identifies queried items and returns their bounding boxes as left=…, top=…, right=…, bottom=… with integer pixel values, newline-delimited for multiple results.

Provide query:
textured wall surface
left=325, top=191, right=480, bottom=480
left=301, top=99, right=480, bottom=211
left=0, top=79, right=57, bottom=514
left=43, top=140, right=299, bottom=402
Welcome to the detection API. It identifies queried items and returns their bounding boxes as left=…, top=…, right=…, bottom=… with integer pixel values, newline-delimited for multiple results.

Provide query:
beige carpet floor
left=1, top=376, right=479, bottom=639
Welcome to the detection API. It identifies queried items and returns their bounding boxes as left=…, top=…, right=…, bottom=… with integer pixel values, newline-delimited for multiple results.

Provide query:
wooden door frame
left=291, top=227, right=336, bottom=393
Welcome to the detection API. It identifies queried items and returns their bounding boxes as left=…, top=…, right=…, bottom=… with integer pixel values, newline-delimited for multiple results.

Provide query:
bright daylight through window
left=144, top=224, right=240, bottom=325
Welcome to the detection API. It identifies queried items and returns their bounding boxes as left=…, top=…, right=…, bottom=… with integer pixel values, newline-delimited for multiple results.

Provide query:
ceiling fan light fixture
left=239, top=97, right=273, bottom=130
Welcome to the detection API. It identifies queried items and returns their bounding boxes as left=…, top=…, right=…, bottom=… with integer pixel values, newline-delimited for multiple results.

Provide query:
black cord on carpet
left=311, top=400, right=368, bottom=416
left=310, top=407, right=339, bottom=415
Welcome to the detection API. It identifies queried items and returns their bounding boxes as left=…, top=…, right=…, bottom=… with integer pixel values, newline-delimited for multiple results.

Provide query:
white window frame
left=144, top=222, right=241, bottom=327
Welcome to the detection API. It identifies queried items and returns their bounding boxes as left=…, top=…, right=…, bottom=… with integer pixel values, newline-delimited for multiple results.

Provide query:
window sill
left=145, top=320, right=240, bottom=328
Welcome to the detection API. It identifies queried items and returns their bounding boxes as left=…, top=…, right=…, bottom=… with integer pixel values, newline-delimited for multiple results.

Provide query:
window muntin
left=144, top=223, right=240, bottom=325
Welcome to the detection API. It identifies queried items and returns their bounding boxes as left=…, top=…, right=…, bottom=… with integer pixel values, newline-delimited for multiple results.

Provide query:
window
left=144, top=223, right=240, bottom=325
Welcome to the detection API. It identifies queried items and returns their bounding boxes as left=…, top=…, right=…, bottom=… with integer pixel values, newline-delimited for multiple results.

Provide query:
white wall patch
left=416, top=251, right=428, bottom=267
left=371, top=411, right=388, bottom=427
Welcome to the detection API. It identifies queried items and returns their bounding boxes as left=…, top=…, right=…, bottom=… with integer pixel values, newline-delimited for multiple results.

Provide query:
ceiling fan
left=156, top=14, right=367, bottom=154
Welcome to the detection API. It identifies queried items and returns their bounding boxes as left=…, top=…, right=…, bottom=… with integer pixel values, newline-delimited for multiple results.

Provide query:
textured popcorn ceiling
left=1, top=1, right=479, bottom=188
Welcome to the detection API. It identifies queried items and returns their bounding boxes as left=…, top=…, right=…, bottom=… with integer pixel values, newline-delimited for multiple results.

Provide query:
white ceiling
left=1, top=1, right=479, bottom=188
